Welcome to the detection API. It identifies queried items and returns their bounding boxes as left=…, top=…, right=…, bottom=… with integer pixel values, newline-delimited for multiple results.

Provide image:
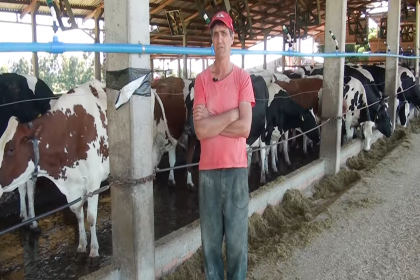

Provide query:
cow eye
left=7, top=147, right=13, bottom=155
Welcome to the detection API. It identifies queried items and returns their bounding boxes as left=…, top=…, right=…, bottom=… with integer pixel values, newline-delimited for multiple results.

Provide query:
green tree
left=3, top=53, right=96, bottom=93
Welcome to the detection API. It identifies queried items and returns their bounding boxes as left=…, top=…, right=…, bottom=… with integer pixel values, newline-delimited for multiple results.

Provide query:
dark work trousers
left=198, top=168, right=249, bottom=280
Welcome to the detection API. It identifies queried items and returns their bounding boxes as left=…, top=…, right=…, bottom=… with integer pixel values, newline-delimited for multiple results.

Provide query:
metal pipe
left=0, top=40, right=420, bottom=59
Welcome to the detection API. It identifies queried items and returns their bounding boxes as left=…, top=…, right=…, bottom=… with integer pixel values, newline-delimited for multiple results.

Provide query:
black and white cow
left=342, top=75, right=375, bottom=150
left=361, top=64, right=420, bottom=127
left=344, top=64, right=393, bottom=138
left=298, top=65, right=324, bottom=77
left=0, top=73, right=56, bottom=232
left=264, top=82, right=321, bottom=165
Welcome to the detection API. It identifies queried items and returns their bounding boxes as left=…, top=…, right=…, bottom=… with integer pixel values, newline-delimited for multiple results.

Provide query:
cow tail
left=152, top=91, right=178, bottom=147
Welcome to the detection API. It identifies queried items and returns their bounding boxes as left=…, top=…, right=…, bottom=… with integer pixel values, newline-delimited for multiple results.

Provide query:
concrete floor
left=249, top=132, right=420, bottom=280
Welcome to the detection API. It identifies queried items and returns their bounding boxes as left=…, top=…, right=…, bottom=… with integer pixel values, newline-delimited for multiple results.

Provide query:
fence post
left=319, top=0, right=347, bottom=175
left=104, top=0, right=155, bottom=279
left=384, top=0, right=401, bottom=130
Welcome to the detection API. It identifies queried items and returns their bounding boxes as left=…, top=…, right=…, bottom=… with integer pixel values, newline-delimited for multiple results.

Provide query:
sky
left=0, top=2, right=387, bottom=75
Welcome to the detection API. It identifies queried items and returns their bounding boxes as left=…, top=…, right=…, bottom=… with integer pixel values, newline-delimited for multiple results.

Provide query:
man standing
left=192, top=10, right=255, bottom=280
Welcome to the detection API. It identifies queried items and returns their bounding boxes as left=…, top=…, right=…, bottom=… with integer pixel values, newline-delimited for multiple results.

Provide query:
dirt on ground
left=162, top=118, right=420, bottom=280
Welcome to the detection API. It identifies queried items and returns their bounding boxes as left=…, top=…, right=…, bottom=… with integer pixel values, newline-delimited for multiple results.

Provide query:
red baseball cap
left=209, top=11, right=234, bottom=31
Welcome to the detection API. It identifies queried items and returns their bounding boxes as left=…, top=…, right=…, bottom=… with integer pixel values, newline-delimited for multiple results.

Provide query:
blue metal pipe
left=1, top=37, right=419, bottom=59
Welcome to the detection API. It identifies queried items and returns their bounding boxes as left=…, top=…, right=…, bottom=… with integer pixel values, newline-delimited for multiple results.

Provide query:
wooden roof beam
left=150, top=0, right=175, bottom=14
left=20, top=0, right=38, bottom=20
left=83, top=1, right=104, bottom=23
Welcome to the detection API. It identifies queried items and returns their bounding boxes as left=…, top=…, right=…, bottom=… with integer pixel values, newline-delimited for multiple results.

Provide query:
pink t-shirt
left=193, top=64, right=255, bottom=170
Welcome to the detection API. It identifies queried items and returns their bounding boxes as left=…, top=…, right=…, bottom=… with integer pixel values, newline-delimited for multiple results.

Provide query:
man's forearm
left=219, top=119, right=250, bottom=138
left=194, top=108, right=239, bottom=140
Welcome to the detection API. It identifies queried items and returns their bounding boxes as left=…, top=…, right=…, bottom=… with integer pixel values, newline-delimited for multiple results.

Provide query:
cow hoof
left=167, top=180, right=176, bottom=188
left=29, top=225, right=41, bottom=234
left=88, top=256, right=100, bottom=267
left=74, top=252, right=88, bottom=264
left=187, top=184, right=196, bottom=192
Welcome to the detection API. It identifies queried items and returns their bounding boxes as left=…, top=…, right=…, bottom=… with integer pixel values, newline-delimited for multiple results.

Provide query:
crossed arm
left=193, top=101, right=253, bottom=140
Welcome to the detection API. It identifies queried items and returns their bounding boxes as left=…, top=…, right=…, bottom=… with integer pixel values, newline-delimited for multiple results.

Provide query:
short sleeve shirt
left=193, top=64, right=255, bottom=170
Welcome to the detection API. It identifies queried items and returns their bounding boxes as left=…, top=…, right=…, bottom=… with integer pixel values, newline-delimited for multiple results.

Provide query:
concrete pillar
left=415, top=0, right=420, bottom=85
left=297, top=38, right=301, bottom=65
left=384, top=0, right=401, bottom=131
left=104, top=0, right=155, bottom=279
left=94, top=11, right=103, bottom=81
left=319, top=0, right=347, bottom=175
left=178, top=58, right=181, bottom=77
left=415, top=0, right=420, bottom=117
left=31, top=2, right=40, bottom=78
left=282, top=39, right=286, bottom=71
left=263, top=30, right=270, bottom=70
left=311, top=37, right=315, bottom=65
left=183, top=35, right=188, bottom=78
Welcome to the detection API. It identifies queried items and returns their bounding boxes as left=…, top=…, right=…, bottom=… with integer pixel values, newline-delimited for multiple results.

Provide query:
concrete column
left=263, top=30, right=270, bottom=70
left=415, top=0, right=420, bottom=85
left=415, top=0, right=420, bottom=117
left=282, top=39, right=286, bottom=71
left=183, top=35, right=188, bottom=78
left=94, top=11, right=103, bottom=81
left=104, top=0, right=155, bottom=279
left=311, top=37, right=315, bottom=65
left=31, top=3, right=40, bottom=78
left=384, top=0, right=401, bottom=131
left=319, top=0, right=347, bottom=175
left=178, top=58, right=181, bottom=77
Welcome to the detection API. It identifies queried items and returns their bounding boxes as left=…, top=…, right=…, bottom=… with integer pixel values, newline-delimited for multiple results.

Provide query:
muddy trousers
left=198, top=168, right=249, bottom=280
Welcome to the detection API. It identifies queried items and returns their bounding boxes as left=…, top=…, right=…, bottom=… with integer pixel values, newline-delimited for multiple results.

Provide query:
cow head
left=299, top=108, right=321, bottom=144
left=360, top=121, right=375, bottom=151
left=373, top=99, right=392, bottom=138
left=0, top=117, right=40, bottom=197
left=411, top=85, right=420, bottom=110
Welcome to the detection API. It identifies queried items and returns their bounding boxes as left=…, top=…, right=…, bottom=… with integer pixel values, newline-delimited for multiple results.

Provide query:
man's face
left=211, top=23, right=234, bottom=58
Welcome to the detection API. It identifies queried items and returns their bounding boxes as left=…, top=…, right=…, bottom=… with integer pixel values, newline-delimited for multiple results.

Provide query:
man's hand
left=193, top=105, right=213, bottom=121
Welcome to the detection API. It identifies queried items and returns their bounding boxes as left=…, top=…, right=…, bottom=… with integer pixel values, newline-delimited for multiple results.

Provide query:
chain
left=108, top=172, right=157, bottom=187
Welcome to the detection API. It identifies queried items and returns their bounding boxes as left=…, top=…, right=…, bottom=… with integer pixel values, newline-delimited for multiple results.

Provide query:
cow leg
left=259, top=140, right=268, bottom=184
left=344, top=118, right=353, bottom=144
left=18, top=184, right=28, bottom=221
left=283, top=131, right=291, bottom=166
left=70, top=202, right=88, bottom=262
left=26, top=179, right=40, bottom=233
left=302, top=135, right=308, bottom=155
left=247, top=149, right=252, bottom=175
left=186, top=135, right=196, bottom=191
left=270, top=141, right=278, bottom=173
left=87, top=191, right=100, bottom=266
left=290, top=129, right=297, bottom=147
left=167, top=147, right=177, bottom=187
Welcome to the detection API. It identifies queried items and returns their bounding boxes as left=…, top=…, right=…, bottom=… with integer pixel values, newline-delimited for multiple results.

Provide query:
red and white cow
left=150, top=77, right=193, bottom=187
left=0, top=79, right=109, bottom=266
